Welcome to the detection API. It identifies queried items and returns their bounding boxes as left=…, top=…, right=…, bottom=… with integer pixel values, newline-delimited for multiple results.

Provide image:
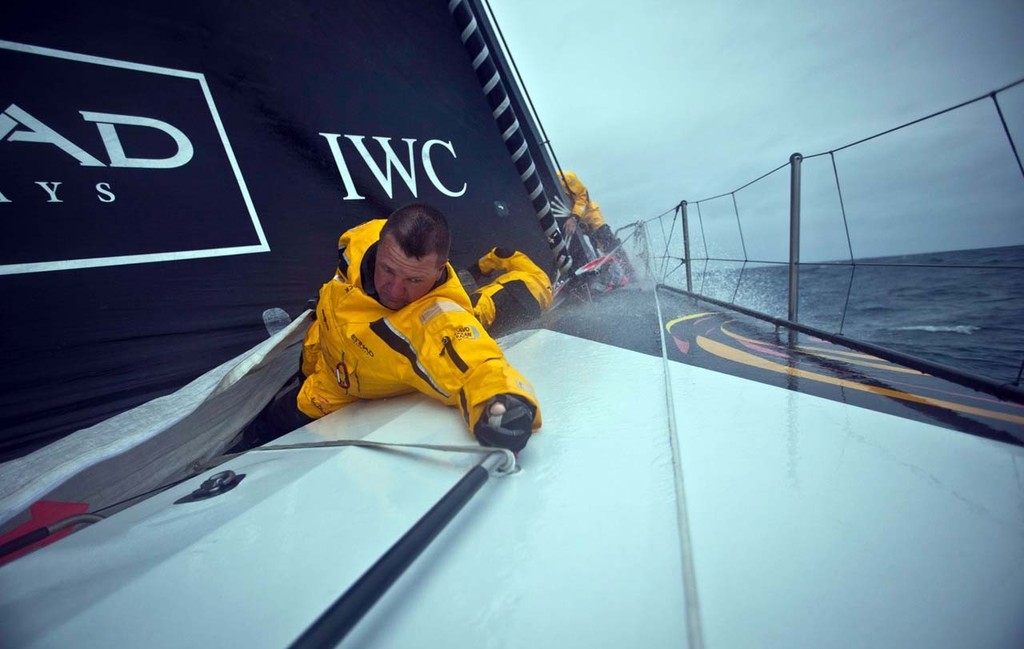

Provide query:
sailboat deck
left=2, top=320, right=1022, bottom=647
left=544, top=287, right=1024, bottom=445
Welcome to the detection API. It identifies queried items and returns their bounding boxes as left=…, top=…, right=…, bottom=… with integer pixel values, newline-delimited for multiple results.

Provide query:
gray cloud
left=489, top=0, right=1024, bottom=257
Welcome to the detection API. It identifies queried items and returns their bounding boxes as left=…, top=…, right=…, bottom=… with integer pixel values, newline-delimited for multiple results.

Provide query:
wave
left=891, top=325, right=980, bottom=334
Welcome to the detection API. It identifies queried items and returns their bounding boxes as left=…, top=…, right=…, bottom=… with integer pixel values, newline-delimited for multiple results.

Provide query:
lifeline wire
left=653, top=285, right=706, bottom=649
left=95, top=440, right=518, bottom=518
left=211, top=439, right=519, bottom=477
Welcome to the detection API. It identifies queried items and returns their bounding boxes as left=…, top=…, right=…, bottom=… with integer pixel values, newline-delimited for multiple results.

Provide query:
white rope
left=228, top=439, right=519, bottom=477
left=653, top=286, right=706, bottom=649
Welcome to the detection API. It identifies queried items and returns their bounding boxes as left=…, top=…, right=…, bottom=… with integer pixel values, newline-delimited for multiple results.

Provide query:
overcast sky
left=488, top=0, right=1024, bottom=260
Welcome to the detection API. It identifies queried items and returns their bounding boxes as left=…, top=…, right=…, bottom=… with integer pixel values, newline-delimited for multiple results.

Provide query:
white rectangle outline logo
left=0, top=39, right=269, bottom=275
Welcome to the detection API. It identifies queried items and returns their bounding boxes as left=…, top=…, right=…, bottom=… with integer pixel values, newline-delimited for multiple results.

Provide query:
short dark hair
left=380, top=203, right=450, bottom=260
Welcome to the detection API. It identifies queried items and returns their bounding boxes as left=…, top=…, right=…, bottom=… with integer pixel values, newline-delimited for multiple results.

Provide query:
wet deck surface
left=541, top=286, right=1024, bottom=447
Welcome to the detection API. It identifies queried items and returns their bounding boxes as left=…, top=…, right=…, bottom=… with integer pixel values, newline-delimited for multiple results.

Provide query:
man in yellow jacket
left=557, top=170, right=622, bottom=254
left=466, top=247, right=553, bottom=335
left=243, top=204, right=541, bottom=453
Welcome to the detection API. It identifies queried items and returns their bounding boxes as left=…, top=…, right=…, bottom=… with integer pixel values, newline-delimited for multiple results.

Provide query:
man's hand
left=563, top=216, right=578, bottom=237
left=474, top=394, right=535, bottom=453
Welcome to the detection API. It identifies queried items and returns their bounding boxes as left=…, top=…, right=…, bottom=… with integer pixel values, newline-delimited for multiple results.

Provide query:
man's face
left=374, top=233, right=445, bottom=310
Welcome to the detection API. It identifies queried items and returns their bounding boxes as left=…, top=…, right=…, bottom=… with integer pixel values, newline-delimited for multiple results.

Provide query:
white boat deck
left=2, top=329, right=1022, bottom=647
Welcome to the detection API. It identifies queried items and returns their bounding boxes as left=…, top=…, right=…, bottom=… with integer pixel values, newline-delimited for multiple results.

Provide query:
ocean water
left=685, top=245, right=1024, bottom=385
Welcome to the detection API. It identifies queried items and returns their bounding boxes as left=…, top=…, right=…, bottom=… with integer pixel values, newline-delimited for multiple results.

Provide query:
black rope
left=663, top=258, right=687, bottom=280
left=674, top=201, right=682, bottom=254
left=992, top=92, right=1024, bottom=184
left=661, top=211, right=679, bottom=279
left=694, top=202, right=709, bottom=259
left=827, top=149, right=857, bottom=337
left=838, top=264, right=857, bottom=335
left=643, top=204, right=682, bottom=225
left=689, top=256, right=784, bottom=265
left=692, top=160, right=791, bottom=204
left=731, top=193, right=748, bottom=261
left=684, top=257, right=1024, bottom=271
left=838, top=261, right=1024, bottom=270
left=830, top=152, right=856, bottom=263
left=805, top=77, right=1024, bottom=159
left=657, top=214, right=671, bottom=279
left=730, top=261, right=747, bottom=304
left=642, top=76, right=1024, bottom=225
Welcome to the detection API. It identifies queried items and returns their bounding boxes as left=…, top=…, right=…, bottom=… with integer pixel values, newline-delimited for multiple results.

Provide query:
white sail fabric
left=0, top=312, right=312, bottom=532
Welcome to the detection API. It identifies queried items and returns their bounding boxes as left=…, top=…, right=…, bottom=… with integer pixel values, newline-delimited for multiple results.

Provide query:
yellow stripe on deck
left=696, top=335, right=1024, bottom=425
left=717, top=322, right=923, bottom=375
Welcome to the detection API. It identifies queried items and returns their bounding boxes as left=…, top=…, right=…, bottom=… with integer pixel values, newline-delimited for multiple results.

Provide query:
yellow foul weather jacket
left=557, top=170, right=608, bottom=231
left=472, top=248, right=553, bottom=330
left=298, top=220, right=542, bottom=436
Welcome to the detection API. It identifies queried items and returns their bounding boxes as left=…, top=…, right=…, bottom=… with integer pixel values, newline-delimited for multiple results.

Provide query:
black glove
left=474, top=394, right=535, bottom=453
